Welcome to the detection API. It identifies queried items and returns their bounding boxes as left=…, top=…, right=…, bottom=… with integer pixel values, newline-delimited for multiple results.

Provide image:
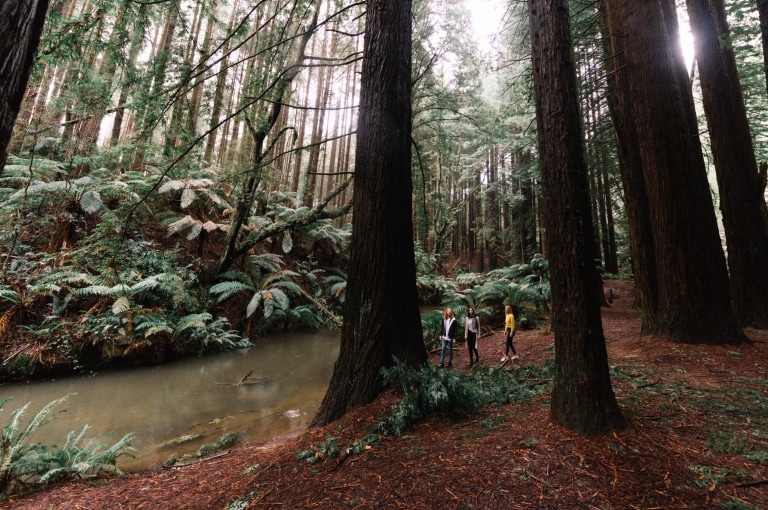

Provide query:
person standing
left=439, top=308, right=457, bottom=368
left=465, top=307, right=480, bottom=366
left=501, top=304, right=518, bottom=362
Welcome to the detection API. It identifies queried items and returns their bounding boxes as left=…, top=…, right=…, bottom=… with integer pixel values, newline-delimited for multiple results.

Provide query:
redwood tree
left=528, top=0, right=625, bottom=435
left=0, top=0, right=50, bottom=171
left=604, top=0, right=745, bottom=345
left=598, top=1, right=660, bottom=330
left=312, top=0, right=426, bottom=426
left=686, top=0, right=768, bottom=328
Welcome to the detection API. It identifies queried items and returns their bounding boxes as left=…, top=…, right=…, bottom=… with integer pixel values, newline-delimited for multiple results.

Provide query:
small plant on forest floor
left=480, top=416, right=504, bottom=431
left=225, top=490, right=261, bottom=510
left=518, top=437, right=540, bottom=448
left=296, top=436, right=339, bottom=464
left=688, top=464, right=751, bottom=488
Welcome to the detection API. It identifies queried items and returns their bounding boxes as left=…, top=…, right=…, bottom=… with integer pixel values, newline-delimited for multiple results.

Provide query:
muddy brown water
left=0, top=329, right=339, bottom=471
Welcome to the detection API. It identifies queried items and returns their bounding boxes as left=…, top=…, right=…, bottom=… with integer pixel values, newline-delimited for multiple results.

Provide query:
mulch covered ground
left=6, top=279, right=768, bottom=509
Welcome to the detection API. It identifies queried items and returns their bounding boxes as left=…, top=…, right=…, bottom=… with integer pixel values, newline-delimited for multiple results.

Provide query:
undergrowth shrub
left=378, top=359, right=552, bottom=436
left=297, top=359, right=553, bottom=463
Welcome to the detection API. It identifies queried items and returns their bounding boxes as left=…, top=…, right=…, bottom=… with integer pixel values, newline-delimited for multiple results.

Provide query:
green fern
left=0, top=395, right=133, bottom=496
left=175, top=313, right=213, bottom=334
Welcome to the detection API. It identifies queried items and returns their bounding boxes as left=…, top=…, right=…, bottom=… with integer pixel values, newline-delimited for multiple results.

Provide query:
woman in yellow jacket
left=501, top=304, right=518, bottom=362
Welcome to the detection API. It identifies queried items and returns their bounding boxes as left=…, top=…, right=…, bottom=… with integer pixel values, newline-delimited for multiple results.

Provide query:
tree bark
left=313, top=0, right=426, bottom=427
left=759, top=0, right=768, bottom=99
left=686, top=0, right=768, bottom=328
left=0, top=0, right=50, bottom=172
left=599, top=0, right=660, bottom=332
left=606, top=0, right=745, bottom=344
left=528, top=0, right=625, bottom=435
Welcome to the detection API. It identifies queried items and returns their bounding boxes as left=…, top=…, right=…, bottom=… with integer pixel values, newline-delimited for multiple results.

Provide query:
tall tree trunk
left=600, top=162, right=619, bottom=274
left=468, top=155, right=481, bottom=270
left=528, top=0, right=625, bottom=435
left=313, top=0, right=426, bottom=427
left=687, top=0, right=768, bottom=328
left=484, top=146, right=500, bottom=270
left=599, top=0, right=660, bottom=328
left=759, top=0, right=768, bottom=98
left=131, top=3, right=179, bottom=170
left=0, top=0, right=50, bottom=172
left=606, top=0, right=745, bottom=344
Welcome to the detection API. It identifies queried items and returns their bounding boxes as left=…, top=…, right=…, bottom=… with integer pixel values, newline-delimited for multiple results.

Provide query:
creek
left=0, top=329, right=339, bottom=472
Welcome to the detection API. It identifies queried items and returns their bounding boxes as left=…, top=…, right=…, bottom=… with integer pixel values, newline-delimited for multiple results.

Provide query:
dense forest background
left=1, top=0, right=767, bottom=383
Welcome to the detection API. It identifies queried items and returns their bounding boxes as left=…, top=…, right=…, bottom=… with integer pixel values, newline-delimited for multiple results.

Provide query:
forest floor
left=6, top=279, right=768, bottom=509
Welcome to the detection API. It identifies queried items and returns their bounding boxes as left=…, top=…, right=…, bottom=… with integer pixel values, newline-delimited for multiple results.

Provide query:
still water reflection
left=0, top=329, right=339, bottom=471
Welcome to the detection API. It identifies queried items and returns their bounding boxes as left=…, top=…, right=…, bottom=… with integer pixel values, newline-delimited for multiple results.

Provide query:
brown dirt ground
left=6, top=279, right=768, bottom=509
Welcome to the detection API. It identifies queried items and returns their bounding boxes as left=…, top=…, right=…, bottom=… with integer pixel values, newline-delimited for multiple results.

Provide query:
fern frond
left=216, top=271, right=252, bottom=286
left=71, top=285, right=114, bottom=298
left=129, top=274, right=163, bottom=293
left=175, top=313, right=212, bottom=334
left=0, top=289, right=21, bottom=304
left=209, top=281, right=253, bottom=303
left=166, top=215, right=200, bottom=236
left=247, top=253, right=283, bottom=274
left=16, top=395, right=74, bottom=445
left=111, top=296, right=131, bottom=315
left=246, top=293, right=263, bottom=318
left=267, top=288, right=290, bottom=310
left=141, top=325, right=174, bottom=338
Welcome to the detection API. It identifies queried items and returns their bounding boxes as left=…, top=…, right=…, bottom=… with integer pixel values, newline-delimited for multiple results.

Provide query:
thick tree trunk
left=528, top=0, right=625, bottom=435
left=313, top=0, right=426, bottom=427
left=606, top=0, right=745, bottom=344
left=687, top=0, right=768, bottom=328
left=0, top=0, right=50, bottom=172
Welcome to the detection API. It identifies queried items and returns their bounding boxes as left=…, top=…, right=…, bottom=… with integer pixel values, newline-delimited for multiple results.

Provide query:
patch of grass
left=720, top=497, right=763, bottom=509
left=688, top=464, right=751, bottom=488
left=744, top=451, right=768, bottom=465
left=707, top=430, right=751, bottom=455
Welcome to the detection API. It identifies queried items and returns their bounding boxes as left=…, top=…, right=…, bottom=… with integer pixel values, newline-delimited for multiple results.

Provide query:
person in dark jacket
left=439, top=307, right=457, bottom=368
left=464, top=307, right=480, bottom=366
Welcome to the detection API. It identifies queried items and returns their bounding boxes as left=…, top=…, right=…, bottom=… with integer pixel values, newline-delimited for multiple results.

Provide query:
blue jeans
left=439, top=337, right=453, bottom=365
